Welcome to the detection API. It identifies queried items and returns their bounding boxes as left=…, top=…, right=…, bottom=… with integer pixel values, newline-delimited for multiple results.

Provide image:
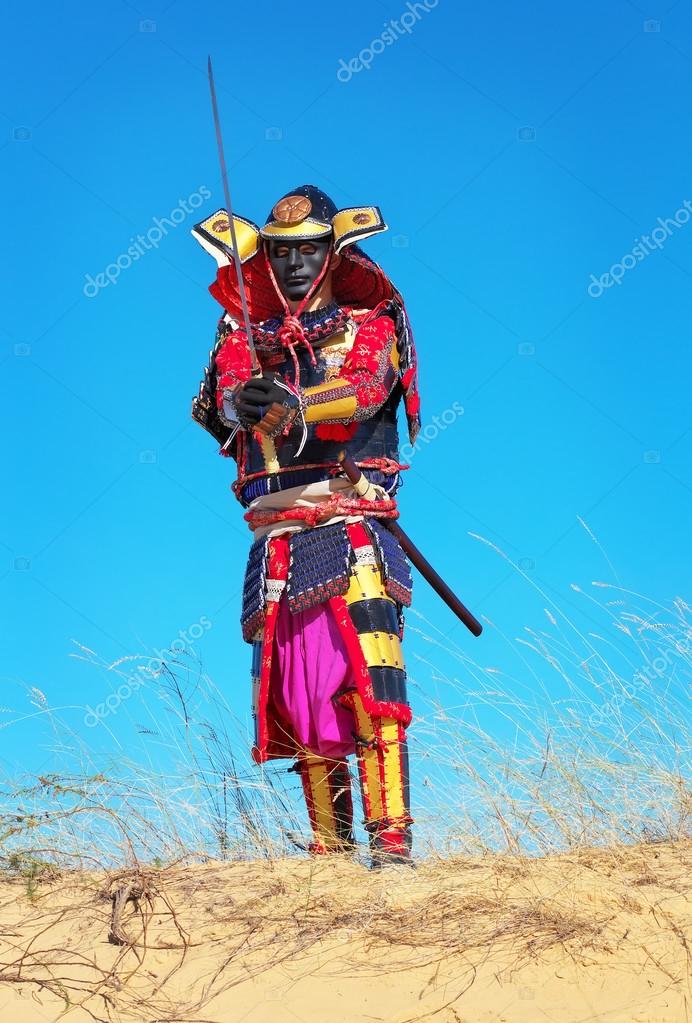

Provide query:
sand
left=0, top=838, right=689, bottom=1022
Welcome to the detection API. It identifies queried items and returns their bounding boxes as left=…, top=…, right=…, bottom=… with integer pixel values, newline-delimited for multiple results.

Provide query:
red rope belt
left=234, top=456, right=409, bottom=496
left=244, top=495, right=399, bottom=531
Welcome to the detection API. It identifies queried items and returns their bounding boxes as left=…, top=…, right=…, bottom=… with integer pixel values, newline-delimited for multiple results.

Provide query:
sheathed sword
left=207, top=56, right=261, bottom=377
left=338, top=452, right=483, bottom=637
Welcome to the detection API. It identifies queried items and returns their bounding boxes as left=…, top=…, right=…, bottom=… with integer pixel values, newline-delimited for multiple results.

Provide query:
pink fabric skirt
left=270, top=596, right=356, bottom=759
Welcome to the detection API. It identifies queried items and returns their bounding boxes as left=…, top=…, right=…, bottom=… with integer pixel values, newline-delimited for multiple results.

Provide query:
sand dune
left=0, top=838, right=689, bottom=1022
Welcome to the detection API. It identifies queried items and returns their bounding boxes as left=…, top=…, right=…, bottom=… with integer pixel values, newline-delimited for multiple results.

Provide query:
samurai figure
left=192, top=184, right=422, bottom=866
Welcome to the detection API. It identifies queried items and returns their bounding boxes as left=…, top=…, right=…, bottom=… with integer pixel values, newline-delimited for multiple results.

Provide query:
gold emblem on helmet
left=272, top=195, right=313, bottom=225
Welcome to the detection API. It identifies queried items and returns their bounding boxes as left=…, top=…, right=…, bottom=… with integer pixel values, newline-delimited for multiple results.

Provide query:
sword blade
left=207, top=56, right=260, bottom=374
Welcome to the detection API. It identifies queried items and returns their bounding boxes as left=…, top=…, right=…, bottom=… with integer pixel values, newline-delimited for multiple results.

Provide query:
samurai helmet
left=260, top=184, right=386, bottom=253
left=260, top=185, right=338, bottom=244
left=192, top=184, right=387, bottom=266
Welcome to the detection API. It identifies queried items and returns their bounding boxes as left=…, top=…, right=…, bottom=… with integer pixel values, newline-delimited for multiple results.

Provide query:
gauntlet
left=233, top=373, right=301, bottom=438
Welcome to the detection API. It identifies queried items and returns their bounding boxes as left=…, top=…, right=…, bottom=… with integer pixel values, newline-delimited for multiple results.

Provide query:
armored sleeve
left=214, top=326, right=254, bottom=426
left=302, top=313, right=399, bottom=426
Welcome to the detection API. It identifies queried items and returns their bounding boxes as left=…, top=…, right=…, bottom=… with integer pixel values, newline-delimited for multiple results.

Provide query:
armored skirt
left=243, top=515, right=413, bottom=765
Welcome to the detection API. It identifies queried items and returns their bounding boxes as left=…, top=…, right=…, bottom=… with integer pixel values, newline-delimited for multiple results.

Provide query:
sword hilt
left=337, top=451, right=380, bottom=500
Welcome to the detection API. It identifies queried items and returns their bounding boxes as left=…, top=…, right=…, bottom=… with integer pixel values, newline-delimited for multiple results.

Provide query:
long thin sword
left=207, top=56, right=261, bottom=376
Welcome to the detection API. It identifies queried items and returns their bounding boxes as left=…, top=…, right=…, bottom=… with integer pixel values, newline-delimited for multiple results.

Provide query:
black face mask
left=267, top=237, right=332, bottom=303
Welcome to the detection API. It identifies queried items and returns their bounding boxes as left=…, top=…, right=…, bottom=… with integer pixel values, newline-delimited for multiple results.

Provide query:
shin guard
left=350, top=693, right=413, bottom=864
left=295, top=752, right=355, bottom=854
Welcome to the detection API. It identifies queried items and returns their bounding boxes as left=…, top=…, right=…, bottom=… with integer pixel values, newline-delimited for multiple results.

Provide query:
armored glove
left=234, top=372, right=301, bottom=437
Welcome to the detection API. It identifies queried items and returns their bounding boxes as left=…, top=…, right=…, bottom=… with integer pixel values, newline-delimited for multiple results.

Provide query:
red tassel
left=315, top=422, right=358, bottom=442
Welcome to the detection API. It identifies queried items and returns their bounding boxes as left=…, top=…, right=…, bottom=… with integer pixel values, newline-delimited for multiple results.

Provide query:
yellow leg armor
left=350, top=693, right=413, bottom=864
left=341, top=552, right=414, bottom=864
left=296, top=751, right=354, bottom=854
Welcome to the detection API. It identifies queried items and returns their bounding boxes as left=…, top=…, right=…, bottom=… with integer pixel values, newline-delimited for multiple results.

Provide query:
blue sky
left=1, top=0, right=691, bottom=795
